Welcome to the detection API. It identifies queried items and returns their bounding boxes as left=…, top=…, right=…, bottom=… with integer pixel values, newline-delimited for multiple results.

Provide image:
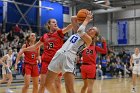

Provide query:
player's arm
left=95, top=37, right=107, bottom=54
left=0, top=56, right=8, bottom=67
left=37, top=47, right=41, bottom=63
left=71, top=16, right=79, bottom=32
left=15, top=44, right=26, bottom=70
left=130, top=55, right=133, bottom=68
left=77, top=11, right=93, bottom=48
left=60, top=16, right=78, bottom=34
left=23, top=40, right=43, bottom=52
left=62, top=24, right=73, bottom=34
left=81, top=34, right=92, bottom=48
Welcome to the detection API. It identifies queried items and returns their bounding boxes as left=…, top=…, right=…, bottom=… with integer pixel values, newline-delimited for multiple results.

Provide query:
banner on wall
left=117, top=21, right=128, bottom=44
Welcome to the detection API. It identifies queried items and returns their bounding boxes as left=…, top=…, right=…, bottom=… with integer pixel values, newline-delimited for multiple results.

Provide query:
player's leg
left=22, top=64, right=31, bottom=93
left=87, top=79, right=94, bottom=93
left=45, top=70, right=58, bottom=93
left=80, top=65, right=88, bottom=93
left=81, top=79, right=88, bottom=93
left=38, top=62, right=48, bottom=93
left=38, top=74, right=46, bottom=93
left=32, top=65, right=39, bottom=93
left=63, top=72, right=75, bottom=93
left=32, top=77, right=39, bottom=93
left=0, top=74, right=7, bottom=84
left=7, top=73, right=13, bottom=87
left=131, top=74, right=137, bottom=92
left=131, top=67, right=137, bottom=92
left=54, top=75, right=62, bottom=93
left=22, top=74, right=31, bottom=93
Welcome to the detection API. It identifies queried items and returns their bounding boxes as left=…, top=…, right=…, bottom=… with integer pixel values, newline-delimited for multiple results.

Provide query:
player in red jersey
left=80, top=33, right=107, bottom=93
left=15, top=33, right=40, bottom=93
left=19, top=19, right=73, bottom=93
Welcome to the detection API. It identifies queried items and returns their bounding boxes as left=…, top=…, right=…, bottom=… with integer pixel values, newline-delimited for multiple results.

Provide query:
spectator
left=96, top=63, right=103, bottom=79
left=101, top=57, right=107, bottom=75
left=7, top=31, right=15, bottom=42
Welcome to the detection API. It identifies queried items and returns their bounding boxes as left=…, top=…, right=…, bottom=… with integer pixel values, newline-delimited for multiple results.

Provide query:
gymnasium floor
left=0, top=78, right=140, bottom=93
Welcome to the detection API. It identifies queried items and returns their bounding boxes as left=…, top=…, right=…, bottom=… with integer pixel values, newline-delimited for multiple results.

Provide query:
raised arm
left=71, top=16, right=79, bottom=32
left=130, top=55, right=133, bottom=68
left=23, top=40, right=43, bottom=52
left=96, top=37, right=107, bottom=54
left=77, top=11, right=93, bottom=48
left=62, top=24, right=73, bottom=34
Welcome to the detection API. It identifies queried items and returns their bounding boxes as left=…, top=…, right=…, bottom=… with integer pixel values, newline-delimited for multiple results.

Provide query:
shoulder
left=131, top=54, right=135, bottom=59
left=56, top=29, right=64, bottom=38
left=40, top=33, right=48, bottom=42
left=132, top=54, right=135, bottom=56
left=22, top=44, right=27, bottom=48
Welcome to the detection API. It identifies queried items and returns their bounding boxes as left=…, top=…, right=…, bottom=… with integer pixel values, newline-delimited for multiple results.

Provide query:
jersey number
left=48, top=42, right=54, bottom=49
left=32, top=54, right=35, bottom=59
left=86, top=49, right=93, bottom=54
left=70, top=36, right=78, bottom=43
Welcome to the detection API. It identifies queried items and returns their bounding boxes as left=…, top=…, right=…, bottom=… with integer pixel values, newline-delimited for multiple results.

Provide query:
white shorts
left=2, top=67, right=12, bottom=74
left=48, top=50, right=77, bottom=74
left=132, top=66, right=140, bottom=75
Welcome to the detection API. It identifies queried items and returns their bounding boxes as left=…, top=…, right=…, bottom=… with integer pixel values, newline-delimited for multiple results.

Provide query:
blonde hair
left=46, top=19, right=54, bottom=30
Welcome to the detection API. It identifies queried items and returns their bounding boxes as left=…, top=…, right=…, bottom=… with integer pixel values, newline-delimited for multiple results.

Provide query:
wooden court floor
left=0, top=78, right=140, bottom=93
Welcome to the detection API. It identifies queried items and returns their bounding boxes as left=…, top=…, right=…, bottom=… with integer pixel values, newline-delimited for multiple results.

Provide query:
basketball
left=77, top=9, right=89, bottom=21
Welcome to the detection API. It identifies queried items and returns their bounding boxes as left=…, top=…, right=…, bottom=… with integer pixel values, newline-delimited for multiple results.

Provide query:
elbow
left=101, top=50, right=108, bottom=54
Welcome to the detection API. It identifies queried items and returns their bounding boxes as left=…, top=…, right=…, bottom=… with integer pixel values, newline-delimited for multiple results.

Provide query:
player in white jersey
left=43, top=11, right=98, bottom=93
left=130, top=48, right=140, bottom=92
left=0, top=48, right=13, bottom=92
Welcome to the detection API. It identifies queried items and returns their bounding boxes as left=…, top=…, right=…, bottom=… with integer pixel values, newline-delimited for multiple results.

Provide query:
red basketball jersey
left=24, top=44, right=39, bottom=64
left=82, top=42, right=107, bottom=65
left=40, top=29, right=64, bottom=63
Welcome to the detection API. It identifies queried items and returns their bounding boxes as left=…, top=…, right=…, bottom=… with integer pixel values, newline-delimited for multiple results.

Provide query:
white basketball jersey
left=132, top=53, right=140, bottom=66
left=59, top=34, right=84, bottom=54
left=5, top=54, right=12, bottom=67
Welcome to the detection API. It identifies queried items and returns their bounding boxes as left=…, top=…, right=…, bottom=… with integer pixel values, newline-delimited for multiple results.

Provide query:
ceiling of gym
left=49, top=0, right=140, bottom=10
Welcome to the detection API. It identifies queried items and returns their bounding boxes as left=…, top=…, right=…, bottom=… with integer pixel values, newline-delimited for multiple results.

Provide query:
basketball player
left=43, top=11, right=97, bottom=93
left=130, top=48, right=140, bottom=92
left=19, top=19, right=73, bottom=93
left=0, top=48, right=13, bottom=92
left=15, top=33, right=40, bottom=93
left=80, top=36, right=107, bottom=93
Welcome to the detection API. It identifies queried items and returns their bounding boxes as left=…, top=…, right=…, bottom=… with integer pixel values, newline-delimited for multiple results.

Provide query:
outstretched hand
left=101, top=37, right=106, bottom=43
left=85, top=11, right=93, bottom=22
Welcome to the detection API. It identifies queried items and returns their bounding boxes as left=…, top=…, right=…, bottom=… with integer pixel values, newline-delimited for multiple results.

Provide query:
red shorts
left=80, top=64, right=96, bottom=79
left=22, top=63, right=39, bottom=77
left=40, top=61, right=62, bottom=77
left=40, top=61, right=49, bottom=74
